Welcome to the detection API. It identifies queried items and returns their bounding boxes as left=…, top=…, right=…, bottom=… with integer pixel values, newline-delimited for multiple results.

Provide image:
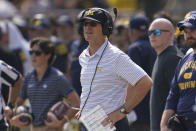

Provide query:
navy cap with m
left=129, top=15, right=149, bottom=30
left=29, top=14, right=51, bottom=29
left=177, top=11, right=196, bottom=31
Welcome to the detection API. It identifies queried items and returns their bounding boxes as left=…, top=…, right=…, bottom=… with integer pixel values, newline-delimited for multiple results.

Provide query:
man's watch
left=120, top=107, right=129, bottom=114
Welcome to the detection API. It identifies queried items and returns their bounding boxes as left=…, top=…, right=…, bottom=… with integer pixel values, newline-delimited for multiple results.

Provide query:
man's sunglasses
left=29, top=50, right=42, bottom=56
left=148, top=29, right=170, bottom=36
left=83, top=21, right=98, bottom=27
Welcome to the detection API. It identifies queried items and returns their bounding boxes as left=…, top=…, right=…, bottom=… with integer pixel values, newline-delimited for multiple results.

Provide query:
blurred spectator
left=175, top=28, right=189, bottom=55
left=0, top=20, right=33, bottom=76
left=127, top=15, right=156, bottom=131
left=20, top=0, right=108, bottom=15
left=55, top=14, right=78, bottom=79
left=49, top=16, right=58, bottom=37
left=50, top=36, right=70, bottom=78
left=28, top=13, right=70, bottom=78
left=56, top=14, right=75, bottom=52
left=69, top=19, right=88, bottom=96
left=28, top=13, right=52, bottom=39
left=20, top=0, right=53, bottom=17
left=12, top=15, right=29, bottom=41
left=112, top=22, right=130, bottom=52
left=0, top=0, right=18, bottom=19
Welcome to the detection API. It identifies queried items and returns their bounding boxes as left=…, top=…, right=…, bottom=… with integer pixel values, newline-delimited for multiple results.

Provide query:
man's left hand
left=101, top=109, right=126, bottom=128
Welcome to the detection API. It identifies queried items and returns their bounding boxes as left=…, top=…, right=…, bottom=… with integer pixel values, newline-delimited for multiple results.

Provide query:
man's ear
left=169, top=31, right=174, bottom=38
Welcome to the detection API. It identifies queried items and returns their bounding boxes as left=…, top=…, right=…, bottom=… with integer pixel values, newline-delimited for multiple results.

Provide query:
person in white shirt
left=77, top=7, right=153, bottom=131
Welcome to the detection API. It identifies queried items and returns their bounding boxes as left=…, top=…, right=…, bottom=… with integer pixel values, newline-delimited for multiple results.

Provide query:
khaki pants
left=31, top=125, right=63, bottom=131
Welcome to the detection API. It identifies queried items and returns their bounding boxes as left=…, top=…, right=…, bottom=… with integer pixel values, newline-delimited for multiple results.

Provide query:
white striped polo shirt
left=79, top=40, right=147, bottom=115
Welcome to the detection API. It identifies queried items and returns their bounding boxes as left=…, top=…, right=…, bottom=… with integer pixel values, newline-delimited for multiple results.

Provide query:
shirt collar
left=84, top=39, right=108, bottom=57
left=32, top=66, right=51, bottom=81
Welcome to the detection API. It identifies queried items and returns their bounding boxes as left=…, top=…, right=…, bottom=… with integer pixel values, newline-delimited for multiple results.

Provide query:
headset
left=100, top=8, right=114, bottom=36
left=79, top=7, right=117, bottom=37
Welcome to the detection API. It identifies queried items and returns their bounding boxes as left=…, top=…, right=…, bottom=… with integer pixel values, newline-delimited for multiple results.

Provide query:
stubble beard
left=185, top=37, right=196, bottom=49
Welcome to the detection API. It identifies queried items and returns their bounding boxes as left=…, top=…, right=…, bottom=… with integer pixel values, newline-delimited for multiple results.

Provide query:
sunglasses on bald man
left=148, top=29, right=170, bottom=36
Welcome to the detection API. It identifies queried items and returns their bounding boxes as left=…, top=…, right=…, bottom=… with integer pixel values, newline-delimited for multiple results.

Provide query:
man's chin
left=185, top=41, right=196, bottom=48
left=190, top=44, right=196, bottom=49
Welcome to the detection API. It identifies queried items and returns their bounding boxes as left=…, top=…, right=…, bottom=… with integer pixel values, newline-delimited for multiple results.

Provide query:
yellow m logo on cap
left=87, top=11, right=95, bottom=15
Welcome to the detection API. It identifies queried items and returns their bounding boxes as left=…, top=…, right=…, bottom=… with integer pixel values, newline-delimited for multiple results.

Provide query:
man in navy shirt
left=70, top=37, right=88, bottom=96
left=127, top=15, right=156, bottom=131
left=161, top=11, right=196, bottom=131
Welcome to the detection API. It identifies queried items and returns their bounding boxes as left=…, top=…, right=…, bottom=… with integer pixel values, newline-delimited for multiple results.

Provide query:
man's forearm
left=160, top=109, right=175, bottom=128
left=8, top=74, right=23, bottom=104
left=66, top=92, right=80, bottom=120
left=124, top=75, right=153, bottom=112
left=101, top=75, right=152, bottom=127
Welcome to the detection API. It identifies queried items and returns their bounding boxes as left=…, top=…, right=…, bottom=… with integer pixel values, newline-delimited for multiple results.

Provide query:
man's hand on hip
left=101, top=109, right=126, bottom=128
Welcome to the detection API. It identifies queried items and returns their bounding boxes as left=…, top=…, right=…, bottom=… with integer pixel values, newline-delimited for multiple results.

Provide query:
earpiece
left=101, top=9, right=113, bottom=36
left=99, top=8, right=117, bottom=36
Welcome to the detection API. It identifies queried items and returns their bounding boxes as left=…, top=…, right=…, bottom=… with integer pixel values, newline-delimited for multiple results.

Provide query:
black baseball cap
left=178, top=11, right=196, bottom=31
left=80, top=8, right=108, bottom=24
left=129, top=15, right=149, bottom=30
